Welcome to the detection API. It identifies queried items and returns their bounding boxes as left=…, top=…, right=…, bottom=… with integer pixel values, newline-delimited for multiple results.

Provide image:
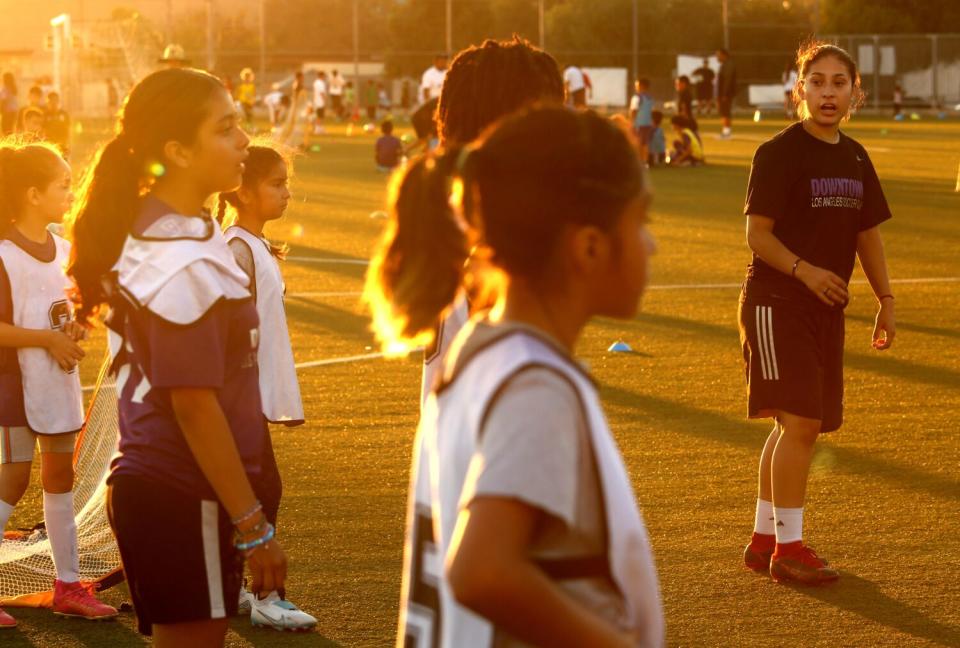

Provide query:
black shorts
left=315, top=106, right=325, bottom=120
left=738, top=294, right=845, bottom=432
left=107, top=474, right=243, bottom=635
left=718, top=96, right=733, bottom=119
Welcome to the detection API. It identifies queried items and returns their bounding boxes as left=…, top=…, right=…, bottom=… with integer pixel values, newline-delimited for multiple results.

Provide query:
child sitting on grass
left=669, top=115, right=704, bottom=166
left=375, top=120, right=403, bottom=171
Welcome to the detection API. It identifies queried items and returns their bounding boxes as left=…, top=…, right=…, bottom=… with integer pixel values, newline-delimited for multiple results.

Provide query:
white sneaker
left=250, top=591, right=317, bottom=632
left=237, top=587, right=253, bottom=615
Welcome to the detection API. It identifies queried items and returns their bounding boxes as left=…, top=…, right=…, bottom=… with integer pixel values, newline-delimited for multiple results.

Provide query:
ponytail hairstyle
left=364, top=106, right=645, bottom=352
left=67, top=68, right=226, bottom=325
left=793, top=40, right=865, bottom=121
left=217, top=143, right=290, bottom=260
left=0, top=140, right=65, bottom=226
left=436, top=36, right=564, bottom=146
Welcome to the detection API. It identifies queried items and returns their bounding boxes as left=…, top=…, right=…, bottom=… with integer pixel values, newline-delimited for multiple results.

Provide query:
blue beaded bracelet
left=235, top=523, right=275, bottom=552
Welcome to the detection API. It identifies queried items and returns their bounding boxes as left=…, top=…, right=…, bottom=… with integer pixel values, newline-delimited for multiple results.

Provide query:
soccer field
left=6, top=114, right=960, bottom=647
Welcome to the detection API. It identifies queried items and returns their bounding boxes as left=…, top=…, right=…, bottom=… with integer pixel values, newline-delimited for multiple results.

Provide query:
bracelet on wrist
left=877, top=294, right=895, bottom=303
left=231, top=501, right=263, bottom=527
left=791, top=258, right=802, bottom=278
left=235, top=517, right=268, bottom=540
left=235, top=522, right=275, bottom=552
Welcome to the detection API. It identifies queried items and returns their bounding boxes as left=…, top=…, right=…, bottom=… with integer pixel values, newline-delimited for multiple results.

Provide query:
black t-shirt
left=743, top=122, right=892, bottom=309
left=411, top=97, right=439, bottom=140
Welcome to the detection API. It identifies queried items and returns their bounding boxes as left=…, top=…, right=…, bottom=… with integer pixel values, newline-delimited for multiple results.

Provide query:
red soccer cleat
left=0, top=606, right=15, bottom=628
left=743, top=532, right=776, bottom=572
left=52, top=580, right=118, bottom=621
left=770, top=542, right=839, bottom=585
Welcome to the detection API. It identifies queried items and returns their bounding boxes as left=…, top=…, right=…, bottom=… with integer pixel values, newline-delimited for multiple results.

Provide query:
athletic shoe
left=770, top=543, right=839, bottom=585
left=0, top=607, right=15, bottom=628
left=250, top=591, right=317, bottom=632
left=52, top=580, right=118, bottom=620
left=743, top=532, right=776, bottom=572
left=238, top=586, right=253, bottom=615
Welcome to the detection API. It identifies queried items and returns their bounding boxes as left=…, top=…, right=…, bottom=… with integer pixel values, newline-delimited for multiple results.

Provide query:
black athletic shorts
left=315, top=106, right=325, bottom=120
left=738, top=292, right=845, bottom=433
left=107, top=474, right=243, bottom=635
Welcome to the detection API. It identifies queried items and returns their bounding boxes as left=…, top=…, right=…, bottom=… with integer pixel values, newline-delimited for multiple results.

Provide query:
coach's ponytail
left=68, top=68, right=226, bottom=324
left=364, top=147, right=472, bottom=350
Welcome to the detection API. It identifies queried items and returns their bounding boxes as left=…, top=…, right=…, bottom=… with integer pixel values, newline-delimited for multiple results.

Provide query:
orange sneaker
left=770, top=543, right=839, bottom=585
left=743, top=532, right=775, bottom=572
left=52, top=580, right=118, bottom=621
left=0, top=606, right=15, bottom=628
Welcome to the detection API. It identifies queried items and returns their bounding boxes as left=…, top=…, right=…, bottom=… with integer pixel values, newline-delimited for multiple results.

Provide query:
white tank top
left=225, top=226, right=303, bottom=425
left=420, top=297, right=469, bottom=410
left=0, top=234, right=83, bottom=434
left=399, top=322, right=664, bottom=648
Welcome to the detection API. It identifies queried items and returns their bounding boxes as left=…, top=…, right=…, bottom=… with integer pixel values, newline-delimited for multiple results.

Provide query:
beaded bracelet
left=231, top=502, right=263, bottom=526
left=235, top=517, right=268, bottom=540
left=235, top=523, right=275, bottom=552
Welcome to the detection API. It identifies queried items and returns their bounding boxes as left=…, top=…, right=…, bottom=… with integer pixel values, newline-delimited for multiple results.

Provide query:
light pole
left=539, top=0, right=545, bottom=49
left=632, top=0, right=638, bottom=86
left=258, top=0, right=266, bottom=82
left=353, top=0, right=360, bottom=89
left=446, top=0, right=452, bottom=54
left=206, top=0, right=215, bottom=72
left=722, top=0, right=729, bottom=50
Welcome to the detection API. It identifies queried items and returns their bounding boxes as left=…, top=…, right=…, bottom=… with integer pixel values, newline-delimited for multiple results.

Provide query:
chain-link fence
left=823, top=33, right=960, bottom=110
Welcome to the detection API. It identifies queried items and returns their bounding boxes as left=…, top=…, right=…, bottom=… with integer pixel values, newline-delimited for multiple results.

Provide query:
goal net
left=0, top=354, right=123, bottom=606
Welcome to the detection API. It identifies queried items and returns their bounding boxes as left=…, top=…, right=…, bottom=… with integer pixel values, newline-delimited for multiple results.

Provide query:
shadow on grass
left=845, top=312, right=960, bottom=341
left=230, top=619, right=342, bottom=646
left=599, top=383, right=960, bottom=502
left=2, top=607, right=146, bottom=647
left=283, top=243, right=368, bottom=282
left=785, top=572, right=960, bottom=647
left=284, top=298, right=373, bottom=346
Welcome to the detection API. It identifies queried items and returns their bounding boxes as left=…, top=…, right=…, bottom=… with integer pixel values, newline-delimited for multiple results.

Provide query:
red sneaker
left=770, top=543, right=839, bottom=584
left=743, top=532, right=776, bottom=572
left=0, top=606, right=15, bottom=628
left=52, top=580, right=118, bottom=621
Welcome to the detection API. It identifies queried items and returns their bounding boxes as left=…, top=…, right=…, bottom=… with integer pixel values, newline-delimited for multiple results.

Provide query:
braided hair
left=436, top=36, right=564, bottom=146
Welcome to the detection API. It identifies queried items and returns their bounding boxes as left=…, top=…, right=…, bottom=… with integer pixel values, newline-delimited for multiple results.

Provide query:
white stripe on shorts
left=755, top=306, right=769, bottom=380
left=200, top=500, right=226, bottom=619
left=763, top=306, right=780, bottom=381
left=755, top=306, right=780, bottom=381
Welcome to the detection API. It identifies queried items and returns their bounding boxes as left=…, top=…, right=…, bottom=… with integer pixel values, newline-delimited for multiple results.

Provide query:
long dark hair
left=436, top=36, right=564, bottom=146
left=67, top=67, right=226, bottom=324
left=364, top=107, right=644, bottom=350
left=217, top=144, right=290, bottom=260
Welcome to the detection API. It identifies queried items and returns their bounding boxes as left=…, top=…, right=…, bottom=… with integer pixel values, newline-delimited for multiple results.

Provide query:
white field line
left=287, top=275, right=960, bottom=300
left=287, top=256, right=370, bottom=265
left=80, top=275, right=957, bottom=392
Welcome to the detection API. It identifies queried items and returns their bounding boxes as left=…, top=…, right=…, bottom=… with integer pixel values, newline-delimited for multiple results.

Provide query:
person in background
left=783, top=62, right=799, bottom=120
left=669, top=115, right=704, bottom=166
left=375, top=120, right=403, bottom=172
left=1, top=73, right=18, bottom=135
left=564, top=63, right=587, bottom=108
left=106, top=78, right=119, bottom=116
left=893, top=83, right=903, bottom=118
left=236, top=68, right=257, bottom=130
left=43, top=92, right=71, bottom=158
left=329, top=70, right=345, bottom=119
left=378, top=83, right=392, bottom=115
left=648, top=110, right=667, bottom=167
left=629, top=78, right=654, bottom=165
left=365, top=80, right=379, bottom=122
left=344, top=81, right=357, bottom=121
left=20, top=108, right=45, bottom=142
left=313, top=71, right=328, bottom=135
left=264, top=83, right=285, bottom=127
left=400, top=80, right=412, bottom=115
left=15, top=86, right=44, bottom=134
left=676, top=75, right=697, bottom=131
left=421, top=54, right=448, bottom=104
left=717, top=48, right=737, bottom=138
left=693, top=57, right=715, bottom=115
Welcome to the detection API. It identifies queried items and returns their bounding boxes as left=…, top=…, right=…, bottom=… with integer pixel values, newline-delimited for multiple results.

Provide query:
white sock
left=722, top=126, right=732, bottom=136
left=773, top=506, right=803, bottom=545
left=753, top=499, right=775, bottom=535
left=0, top=499, right=14, bottom=538
left=43, top=491, right=79, bottom=583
